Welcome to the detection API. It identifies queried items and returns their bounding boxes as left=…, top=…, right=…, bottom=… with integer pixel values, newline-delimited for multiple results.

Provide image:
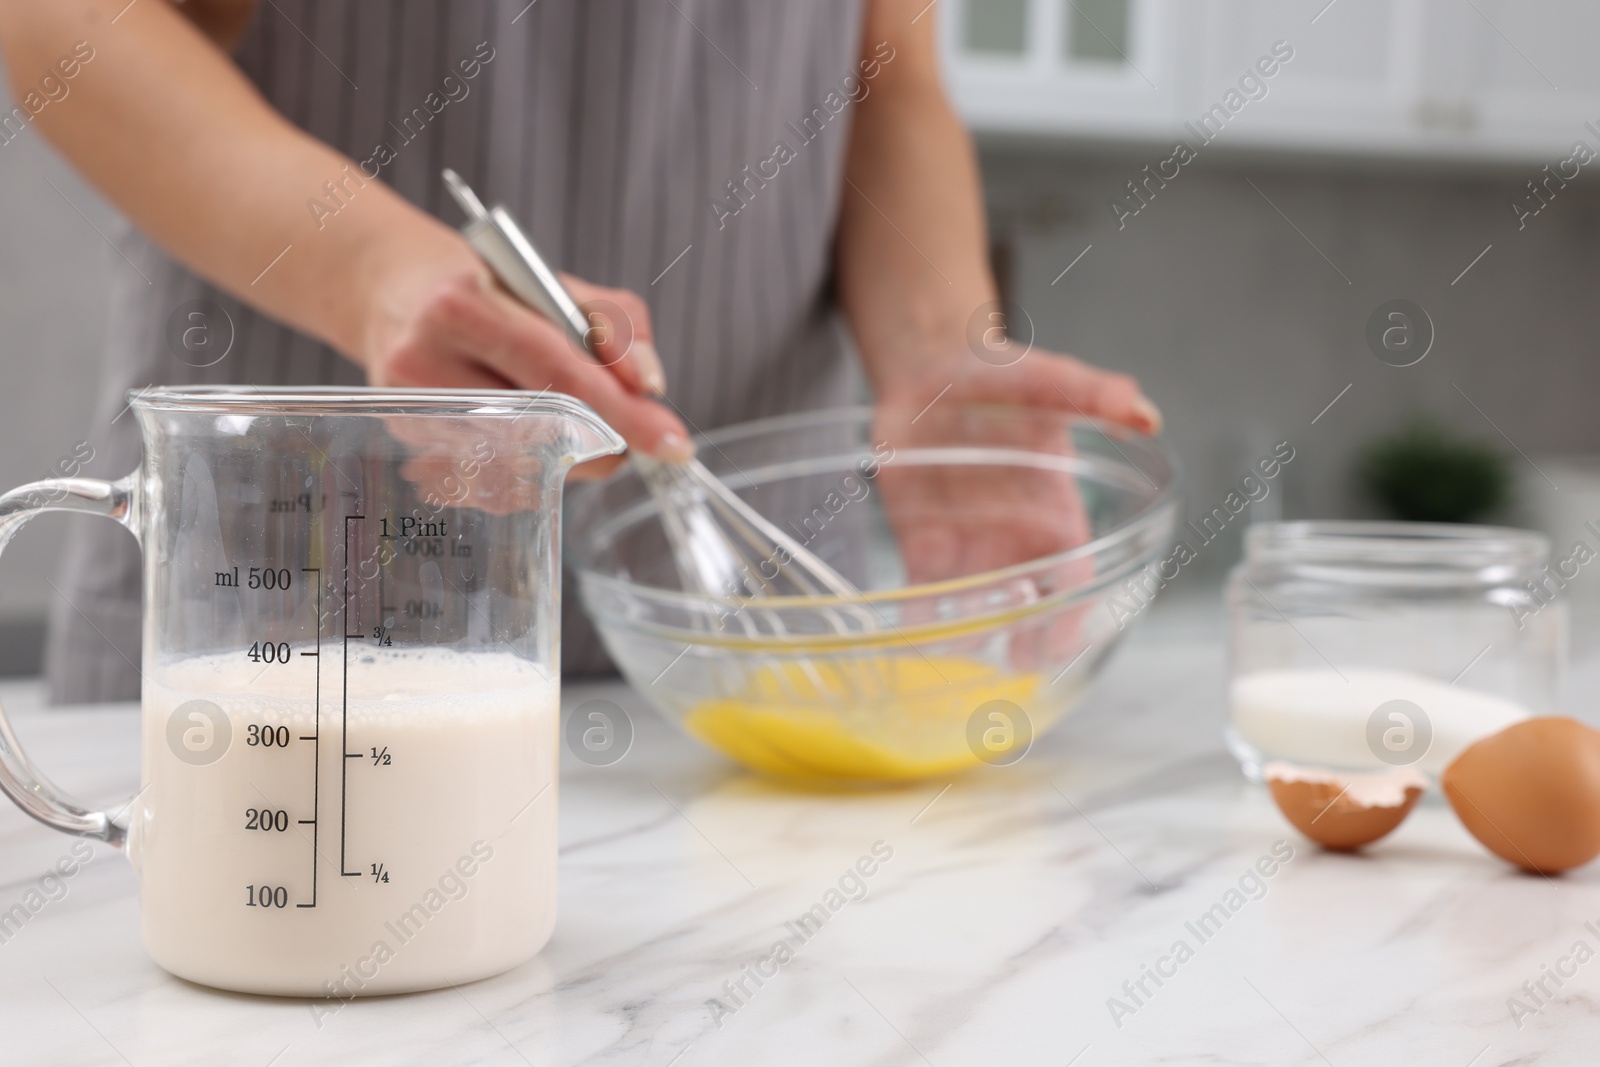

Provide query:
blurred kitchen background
left=3, top=0, right=1600, bottom=672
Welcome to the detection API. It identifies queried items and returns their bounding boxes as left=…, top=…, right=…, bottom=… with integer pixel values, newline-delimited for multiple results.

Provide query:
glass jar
left=1226, top=521, right=1565, bottom=781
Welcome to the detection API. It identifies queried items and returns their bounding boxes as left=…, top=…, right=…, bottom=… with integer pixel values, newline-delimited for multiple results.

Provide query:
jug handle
left=0, top=475, right=138, bottom=849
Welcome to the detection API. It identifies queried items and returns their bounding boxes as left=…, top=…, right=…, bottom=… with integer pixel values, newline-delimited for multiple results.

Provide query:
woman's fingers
left=561, top=274, right=668, bottom=397
left=892, top=352, right=1163, bottom=435
left=1023, top=355, right=1162, bottom=433
left=392, top=270, right=692, bottom=461
left=473, top=291, right=691, bottom=461
left=550, top=358, right=694, bottom=462
left=568, top=453, right=629, bottom=481
left=398, top=357, right=515, bottom=391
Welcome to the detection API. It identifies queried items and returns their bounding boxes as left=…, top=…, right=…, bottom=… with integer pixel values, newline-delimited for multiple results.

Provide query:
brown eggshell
left=1442, top=717, right=1600, bottom=875
left=1268, top=775, right=1423, bottom=851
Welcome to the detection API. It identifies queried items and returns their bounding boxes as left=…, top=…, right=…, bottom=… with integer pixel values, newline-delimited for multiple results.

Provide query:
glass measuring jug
left=0, top=387, right=623, bottom=996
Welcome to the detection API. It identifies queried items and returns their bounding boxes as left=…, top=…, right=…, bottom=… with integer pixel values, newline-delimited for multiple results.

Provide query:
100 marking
left=246, top=885, right=289, bottom=909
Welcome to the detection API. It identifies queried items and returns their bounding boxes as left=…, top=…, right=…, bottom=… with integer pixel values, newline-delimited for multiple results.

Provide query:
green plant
left=1356, top=418, right=1511, bottom=523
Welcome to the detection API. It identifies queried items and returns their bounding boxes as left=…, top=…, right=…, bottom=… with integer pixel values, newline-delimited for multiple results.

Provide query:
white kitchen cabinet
left=941, top=0, right=1599, bottom=164
left=943, top=0, right=1186, bottom=139
left=1458, top=0, right=1600, bottom=160
left=1229, top=0, right=1600, bottom=161
left=1193, top=0, right=1430, bottom=154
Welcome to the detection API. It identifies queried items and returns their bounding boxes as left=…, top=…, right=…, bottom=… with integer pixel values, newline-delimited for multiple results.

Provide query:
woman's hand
left=872, top=349, right=1162, bottom=584
left=870, top=350, right=1162, bottom=668
left=360, top=225, right=689, bottom=478
left=881, top=347, right=1161, bottom=436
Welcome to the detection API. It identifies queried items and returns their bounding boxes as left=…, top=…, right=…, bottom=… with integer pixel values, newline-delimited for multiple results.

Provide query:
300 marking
left=247, top=724, right=291, bottom=748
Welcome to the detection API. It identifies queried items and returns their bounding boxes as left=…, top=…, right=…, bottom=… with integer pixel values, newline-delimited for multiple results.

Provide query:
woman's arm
left=0, top=0, right=686, bottom=464
left=837, top=0, right=1161, bottom=432
left=0, top=0, right=406, bottom=358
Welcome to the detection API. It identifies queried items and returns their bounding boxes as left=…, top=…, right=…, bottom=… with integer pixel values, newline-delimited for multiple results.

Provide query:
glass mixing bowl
left=567, top=404, right=1180, bottom=783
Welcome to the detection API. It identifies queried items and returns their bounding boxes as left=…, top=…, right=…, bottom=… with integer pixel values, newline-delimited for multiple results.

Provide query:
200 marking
left=245, top=807, right=289, bottom=832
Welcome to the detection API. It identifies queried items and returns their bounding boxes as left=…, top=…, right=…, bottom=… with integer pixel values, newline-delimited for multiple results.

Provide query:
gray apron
left=46, top=0, right=866, bottom=702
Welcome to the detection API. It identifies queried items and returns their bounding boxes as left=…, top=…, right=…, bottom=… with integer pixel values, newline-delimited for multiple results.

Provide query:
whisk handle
left=442, top=169, right=597, bottom=356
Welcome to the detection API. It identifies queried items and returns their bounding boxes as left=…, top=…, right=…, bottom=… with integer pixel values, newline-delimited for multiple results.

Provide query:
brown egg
left=1266, top=762, right=1426, bottom=851
left=1442, top=717, right=1600, bottom=875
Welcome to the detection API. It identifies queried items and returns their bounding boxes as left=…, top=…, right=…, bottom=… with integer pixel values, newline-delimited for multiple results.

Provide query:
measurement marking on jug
left=247, top=885, right=290, bottom=909
left=246, top=808, right=290, bottom=832
left=247, top=724, right=291, bottom=747
left=215, top=565, right=294, bottom=589
left=299, top=567, right=321, bottom=908
left=341, top=517, right=364, bottom=878
left=247, top=641, right=292, bottom=664
left=380, top=517, right=448, bottom=538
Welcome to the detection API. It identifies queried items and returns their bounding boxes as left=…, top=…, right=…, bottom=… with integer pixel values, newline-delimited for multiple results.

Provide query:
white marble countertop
left=3, top=592, right=1598, bottom=1066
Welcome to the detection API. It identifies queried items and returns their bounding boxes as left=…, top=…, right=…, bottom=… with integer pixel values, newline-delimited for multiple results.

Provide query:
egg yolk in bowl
left=683, top=654, right=1043, bottom=780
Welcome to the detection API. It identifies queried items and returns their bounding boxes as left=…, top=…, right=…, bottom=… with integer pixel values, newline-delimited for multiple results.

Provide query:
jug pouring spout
left=525, top=394, right=627, bottom=472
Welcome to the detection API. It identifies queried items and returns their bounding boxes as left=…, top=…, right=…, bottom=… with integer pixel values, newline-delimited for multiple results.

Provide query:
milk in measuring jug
left=135, top=647, right=556, bottom=996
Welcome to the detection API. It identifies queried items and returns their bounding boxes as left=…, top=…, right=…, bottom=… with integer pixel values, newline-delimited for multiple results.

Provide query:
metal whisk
left=442, top=169, right=874, bottom=639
